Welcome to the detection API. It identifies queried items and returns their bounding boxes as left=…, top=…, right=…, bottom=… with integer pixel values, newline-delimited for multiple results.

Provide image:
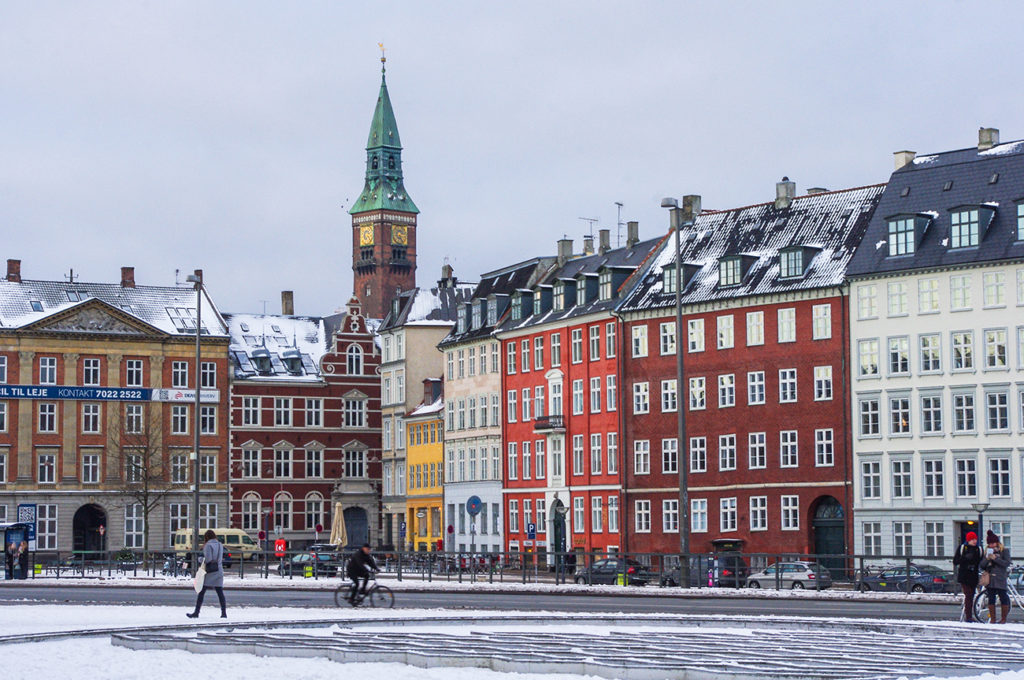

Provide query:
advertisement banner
left=0, top=385, right=218, bottom=403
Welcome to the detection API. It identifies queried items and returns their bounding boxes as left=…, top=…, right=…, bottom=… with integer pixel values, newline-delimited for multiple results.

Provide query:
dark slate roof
left=498, top=237, right=663, bottom=333
left=847, top=140, right=1024, bottom=277
left=618, top=185, right=884, bottom=312
left=377, top=282, right=476, bottom=333
left=438, top=257, right=554, bottom=348
left=0, top=278, right=228, bottom=336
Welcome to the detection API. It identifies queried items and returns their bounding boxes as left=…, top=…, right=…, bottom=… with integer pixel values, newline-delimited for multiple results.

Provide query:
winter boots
left=1001, top=605, right=1011, bottom=624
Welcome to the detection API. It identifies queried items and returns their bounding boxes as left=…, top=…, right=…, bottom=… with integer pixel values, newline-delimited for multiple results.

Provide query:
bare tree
left=108, top=403, right=187, bottom=566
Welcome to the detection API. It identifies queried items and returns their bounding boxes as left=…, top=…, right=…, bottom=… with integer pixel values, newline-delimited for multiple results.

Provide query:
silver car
left=747, top=561, right=833, bottom=589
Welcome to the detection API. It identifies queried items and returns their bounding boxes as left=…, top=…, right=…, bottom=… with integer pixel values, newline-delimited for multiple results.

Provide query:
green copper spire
left=350, top=51, right=419, bottom=215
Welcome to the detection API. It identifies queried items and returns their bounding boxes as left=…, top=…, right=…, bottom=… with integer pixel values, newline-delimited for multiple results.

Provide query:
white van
left=173, top=528, right=260, bottom=561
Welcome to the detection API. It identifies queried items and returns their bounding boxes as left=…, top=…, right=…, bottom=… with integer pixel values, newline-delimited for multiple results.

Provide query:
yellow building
left=405, top=383, right=443, bottom=552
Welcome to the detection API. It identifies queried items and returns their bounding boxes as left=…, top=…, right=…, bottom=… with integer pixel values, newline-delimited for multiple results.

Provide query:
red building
left=226, top=296, right=382, bottom=549
left=617, top=182, right=883, bottom=564
left=496, top=228, right=661, bottom=562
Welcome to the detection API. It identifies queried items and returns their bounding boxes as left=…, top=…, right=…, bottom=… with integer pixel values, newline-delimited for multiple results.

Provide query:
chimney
left=598, top=229, right=611, bottom=255
left=438, top=263, right=456, bottom=289
left=583, top=235, right=595, bottom=256
left=626, top=221, right=639, bottom=247
left=979, top=127, right=999, bottom=151
left=557, top=238, right=573, bottom=266
left=193, top=269, right=203, bottom=284
left=806, top=187, right=829, bottom=195
left=120, top=266, right=135, bottom=288
left=774, top=177, right=796, bottom=210
left=281, top=290, right=294, bottom=315
left=893, top=150, right=916, bottom=170
left=6, top=259, right=21, bottom=283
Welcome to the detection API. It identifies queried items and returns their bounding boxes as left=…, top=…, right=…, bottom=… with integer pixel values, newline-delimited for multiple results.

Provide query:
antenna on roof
left=614, top=202, right=624, bottom=248
left=64, top=268, right=78, bottom=283
left=578, top=217, right=598, bottom=239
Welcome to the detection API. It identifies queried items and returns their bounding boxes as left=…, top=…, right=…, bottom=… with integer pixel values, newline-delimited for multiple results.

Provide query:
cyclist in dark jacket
left=345, top=544, right=379, bottom=605
left=953, top=531, right=982, bottom=622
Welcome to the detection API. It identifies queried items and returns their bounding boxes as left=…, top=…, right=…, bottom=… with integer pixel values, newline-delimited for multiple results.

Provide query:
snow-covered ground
left=1, top=603, right=1022, bottom=680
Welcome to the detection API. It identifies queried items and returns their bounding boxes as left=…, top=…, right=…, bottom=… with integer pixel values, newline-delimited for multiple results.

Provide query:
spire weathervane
left=378, top=42, right=386, bottom=74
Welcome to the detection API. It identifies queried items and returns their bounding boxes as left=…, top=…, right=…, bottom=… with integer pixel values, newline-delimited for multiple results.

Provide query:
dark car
left=574, top=558, right=652, bottom=586
left=276, top=552, right=340, bottom=577
left=859, top=564, right=954, bottom=593
left=660, top=554, right=749, bottom=588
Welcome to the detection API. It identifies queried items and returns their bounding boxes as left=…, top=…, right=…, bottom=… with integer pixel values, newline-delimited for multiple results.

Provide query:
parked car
left=275, top=552, right=340, bottom=577
left=747, top=561, right=833, bottom=590
left=659, top=554, right=749, bottom=588
left=858, top=564, right=953, bottom=593
left=574, top=558, right=653, bottom=586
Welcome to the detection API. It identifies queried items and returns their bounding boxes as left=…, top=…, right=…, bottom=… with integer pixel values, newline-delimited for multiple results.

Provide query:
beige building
left=378, top=266, right=472, bottom=549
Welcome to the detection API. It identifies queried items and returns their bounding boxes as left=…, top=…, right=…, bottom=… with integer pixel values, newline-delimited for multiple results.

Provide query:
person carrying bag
left=980, top=530, right=1012, bottom=623
left=186, top=529, right=227, bottom=619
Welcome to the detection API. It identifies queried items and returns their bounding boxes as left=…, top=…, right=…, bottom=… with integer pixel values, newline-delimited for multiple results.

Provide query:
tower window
left=388, top=155, right=395, bottom=169
left=372, top=157, right=379, bottom=170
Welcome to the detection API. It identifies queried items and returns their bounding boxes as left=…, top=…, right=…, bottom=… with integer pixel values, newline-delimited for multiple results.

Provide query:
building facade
left=847, top=129, right=1024, bottom=561
left=405, top=380, right=443, bottom=551
left=225, top=296, right=382, bottom=549
left=0, top=261, right=230, bottom=554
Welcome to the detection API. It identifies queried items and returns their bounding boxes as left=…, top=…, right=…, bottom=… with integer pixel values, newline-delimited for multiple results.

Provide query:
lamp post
left=660, top=195, right=701, bottom=589
left=185, top=271, right=203, bottom=565
left=972, top=502, right=990, bottom=544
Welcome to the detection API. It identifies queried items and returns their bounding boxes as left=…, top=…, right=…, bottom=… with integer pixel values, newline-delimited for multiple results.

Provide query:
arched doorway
left=343, top=507, right=368, bottom=548
left=812, top=496, right=846, bottom=576
left=73, top=504, right=107, bottom=558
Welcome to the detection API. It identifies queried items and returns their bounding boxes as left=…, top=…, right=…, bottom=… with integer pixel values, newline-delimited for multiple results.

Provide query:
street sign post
left=527, top=522, right=537, bottom=540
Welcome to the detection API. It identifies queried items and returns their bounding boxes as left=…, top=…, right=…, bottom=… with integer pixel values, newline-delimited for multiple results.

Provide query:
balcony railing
left=533, top=415, right=564, bottom=432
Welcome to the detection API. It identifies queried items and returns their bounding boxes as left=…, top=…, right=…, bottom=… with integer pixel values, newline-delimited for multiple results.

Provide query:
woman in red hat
left=953, top=531, right=981, bottom=622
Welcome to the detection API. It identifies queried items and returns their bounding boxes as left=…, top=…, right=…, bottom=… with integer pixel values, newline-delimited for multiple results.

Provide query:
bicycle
left=972, top=579, right=1024, bottom=623
left=334, top=574, right=394, bottom=608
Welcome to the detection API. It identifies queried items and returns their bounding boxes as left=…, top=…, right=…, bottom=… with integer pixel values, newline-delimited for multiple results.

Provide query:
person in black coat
left=953, top=531, right=982, bottom=622
left=345, top=544, right=378, bottom=605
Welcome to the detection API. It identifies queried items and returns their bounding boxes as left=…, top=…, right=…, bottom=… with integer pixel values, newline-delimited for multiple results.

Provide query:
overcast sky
left=3, top=1, right=1022, bottom=316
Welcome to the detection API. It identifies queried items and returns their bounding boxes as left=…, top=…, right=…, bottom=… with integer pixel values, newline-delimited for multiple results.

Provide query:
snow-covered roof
left=224, top=313, right=327, bottom=381
left=408, top=397, right=444, bottom=418
left=378, top=282, right=476, bottom=332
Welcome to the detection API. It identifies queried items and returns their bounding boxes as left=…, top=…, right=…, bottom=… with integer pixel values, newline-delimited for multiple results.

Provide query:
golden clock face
left=359, top=225, right=374, bottom=246
left=391, top=224, right=408, bottom=245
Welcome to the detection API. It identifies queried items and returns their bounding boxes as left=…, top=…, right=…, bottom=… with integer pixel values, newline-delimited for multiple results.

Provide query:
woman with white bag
left=187, top=529, right=227, bottom=619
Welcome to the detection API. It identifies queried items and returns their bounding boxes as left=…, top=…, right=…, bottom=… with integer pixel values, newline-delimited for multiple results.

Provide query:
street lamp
left=971, top=502, right=990, bottom=545
left=660, top=195, right=701, bottom=589
left=186, top=271, right=203, bottom=564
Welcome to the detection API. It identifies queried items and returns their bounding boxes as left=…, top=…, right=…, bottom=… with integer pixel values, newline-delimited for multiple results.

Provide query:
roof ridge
left=702, top=183, right=887, bottom=215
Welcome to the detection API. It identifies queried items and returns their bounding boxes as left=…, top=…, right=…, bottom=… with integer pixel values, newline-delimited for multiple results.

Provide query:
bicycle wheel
left=334, top=584, right=352, bottom=607
left=975, top=590, right=992, bottom=622
left=368, top=584, right=394, bottom=608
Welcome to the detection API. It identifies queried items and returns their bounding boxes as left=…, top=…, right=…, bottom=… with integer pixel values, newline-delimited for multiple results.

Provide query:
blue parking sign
left=527, top=522, right=536, bottom=540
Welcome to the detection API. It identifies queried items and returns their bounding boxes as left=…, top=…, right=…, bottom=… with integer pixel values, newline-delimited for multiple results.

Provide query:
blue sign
left=399, top=521, right=406, bottom=538
left=466, top=495, right=482, bottom=516
left=16, top=504, right=36, bottom=541
left=0, top=385, right=219, bottom=403
left=527, top=522, right=537, bottom=540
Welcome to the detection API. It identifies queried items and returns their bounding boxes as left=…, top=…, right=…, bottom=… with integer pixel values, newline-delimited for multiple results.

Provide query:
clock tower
left=350, top=53, right=419, bottom=319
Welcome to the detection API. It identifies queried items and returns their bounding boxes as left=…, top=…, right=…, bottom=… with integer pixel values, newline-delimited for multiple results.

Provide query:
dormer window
left=779, top=249, right=803, bottom=279
left=599, top=270, right=612, bottom=300
left=950, top=209, right=979, bottom=248
left=472, top=300, right=484, bottom=329
left=511, top=292, right=522, bottom=320
left=1017, top=202, right=1024, bottom=240
left=252, top=349, right=273, bottom=375
left=575, top=277, right=587, bottom=306
left=487, top=300, right=498, bottom=326
left=887, top=217, right=917, bottom=256
left=457, top=305, right=468, bottom=334
left=281, top=349, right=303, bottom=376
left=719, top=257, right=741, bottom=287
left=553, top=281, right=565, bottom=311
left=663, top=266, right=677, bottom=294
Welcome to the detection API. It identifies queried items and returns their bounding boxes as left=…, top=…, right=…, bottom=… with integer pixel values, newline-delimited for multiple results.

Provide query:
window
left=918, top=278, right=940, bottom=314
left=606, top=375, right=617, bottom=411
left=719, top=258, right=741, bottom=286
left=952, top=331, right=974, bottom=370
left=81, top=453, right=99, bottom=483
left=815, top=429, right=834, bottom=466
left=492, top=393, right=500, bottom=425
left=748, top=432, right=766, bottom=469
left=894, top=522, right=913, bottom=557
left=861, top=461, right=880, bottom=499
left=590, top=434, right=602, bottom=475
left=662, top=499, right=678, bottom=533
left=717, top=315, right=734, bottom=349
left=858, top=338, right=879, bottom=377
left=633, top=440, right=650, bottom=475
left=170, top=502, right=191, bottom=540
left=888, top=337, right=910, bottom=375
left=888, top=218, right=915, bottom=256
left=718, top=434, right=736, bottom=471
left=530, top=336, right=543, bottom=371
left=860, top=399, right=879, bottom=436
left=956, top=459, right=977, bottom=497
left=812, top=304, right=831, bottom=340
left=986, top=392, right=1009, bottom=431
left=506, top=390, right=517, bottom=423
left=857, top=285, right=878, bottom=319
left=607, top=433, right=617, bottom=474
left=305, top=495, right=324, bottom=532
left=689, top=377, right=706, bottom=410
left=631, top=326, right=648, bottom=357
left=81, top=403, right=101, bottom=434
left=0, top=356, right=7, bottom=383
left=863, top=522, right=882, bottom=556
left=274, top=448, right=293, bottom=478
left=660, top=437, right=679, bottom=475
left=1019, top=203, right=1024, bottom=240
left=305, top=448, right=323, bottom=478
left=124, top=504, right=145, bottom=549
left=606, top=322, right=616, bottom=358
left=687, top=319, right=704, bottom=352
left=780, top=430, right=798, bottom=467
left=950, top=208, right=980, bottom=248
left=588, top=377, right=602, bottom=413
left=592, top=497, right=604, bottom=533
left=272, top=398, right=291, bottom=427
left=168, top=405, right=187, bottom=434
left=690, top=437, right=707, bottom=473
left=273, top=494, right=292, bottom=530
left=171, top=454, right=188, bottom=484
left=992, top=521, right=1012, bottom=552
left=813, top=366, right=832, bottom=401
left=777, top=308, right=795, bottom=343
left=200, top=454, right=216, bottom=483
left=660, top=379, right=677, bottom=413
left=200, top=405, right=216, bottom=435
left=521, top=339, right=530, bottom=372
left=925, top=521, right=946, bottom=558
left=343, top=449, right=366, bottom=478
left=923, top=459, right=944, bottom=498
left=953, top=393, right=976, bottom=432
left=781, top=496, right=799, bottom=530
left=950, top=275, right=972, bottom=311
left=506, top=342, right=516, bottom=374
left=171, top=360, right=189, bottom=388
left=989, top=458, right=1010, bottom=497
left=82, top=358, right=101, bottom=386
left=921, top=394, right=943, bottom=433
left=920, top=334, right=941, bottom=373
left=746, top=311, right=764, bottom=346
left=242, top=448, right=260, bottom=478
left=749, top=496, right=767, bottom=531
left=780, top=249, right=803, bottom=278
left=39, top=356, right=57, bottom=384
left=892, top=460, right=911, bottom=498
left=659, top=322, right=676, bottom=355
left=985, top=329, right=1008, bottom=368
left=778, top=369, right=797, bottom=403
left=524, top=389, right=534, bottom=421
left=888, top=282, right=908, bottom=316
left=573, top=497, right=585, bottom=533
left=37, top=453, right=55, bottom=483
left=634, top=500, right=651, bottom=533
left=691, top=499, right=707, bottom=533
left=587, top=325, right=600, bottom=361
left=344, top=399, right=366, bottom=428
left=720, top=497, right=737, bottom=532
left=632, top=382, right=649, bottom=414
left=717, top=374, right=735, bottom=408
left=200, top=361, right=217, bottom=388
left=747, top=371, right=765, bottom=405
